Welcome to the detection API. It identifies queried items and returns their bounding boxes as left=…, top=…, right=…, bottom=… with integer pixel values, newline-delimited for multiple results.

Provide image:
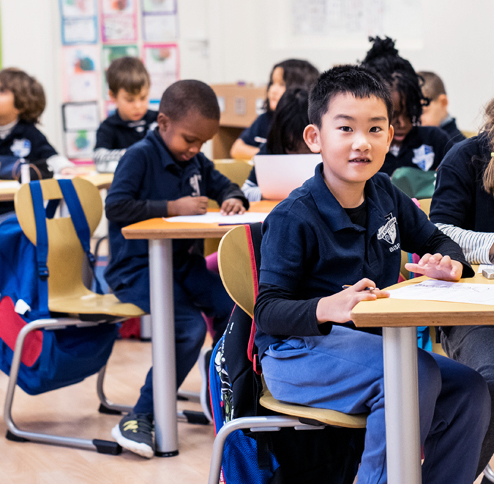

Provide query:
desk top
left=351, top=270, right=494, bottom=327
left=0, top=173, right=113, bottom=201
left=122, top=200, right=278, bottom=240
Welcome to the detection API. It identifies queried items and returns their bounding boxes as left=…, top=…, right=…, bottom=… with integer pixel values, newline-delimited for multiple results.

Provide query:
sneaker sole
left=111, top=424, right=154, bottom=459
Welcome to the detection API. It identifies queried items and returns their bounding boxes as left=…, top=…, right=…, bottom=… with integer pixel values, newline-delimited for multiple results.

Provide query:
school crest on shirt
left=378, top=213, right=398, bottom=246
left=10, top=139, right=31, bottom=158
left=189, top=174, right=202, bottom=196
left=412, top=144, right=435, bottom=171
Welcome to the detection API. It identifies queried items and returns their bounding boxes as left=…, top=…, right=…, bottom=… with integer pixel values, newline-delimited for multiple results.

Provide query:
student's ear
left=386, top=124, right=394, bottom=152
left=157, top=112, right=171, bottom=131
left=303, top=124, right=322, bottom=153
left=108, top=90, right=117, bottom=102
left=437, top=93, right=448, bottom=109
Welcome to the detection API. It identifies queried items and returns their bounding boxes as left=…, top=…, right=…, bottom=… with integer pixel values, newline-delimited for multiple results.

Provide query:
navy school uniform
left=430, top=133, right=494, bottom=475
left=104, top=128, right=248, bottom=411
left=440, top=116, right=466, bottom=145
left=0, top=121, right=56, bottom=215
left=95, top=109, right=158, bottom=151
left=254, top=164, right=489, bottom=484
left=380, top=125, right=450, bottom=176
left=239, top=111, right=273, bottom=148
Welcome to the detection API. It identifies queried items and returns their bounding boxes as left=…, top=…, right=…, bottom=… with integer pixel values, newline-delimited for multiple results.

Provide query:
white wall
left=1, top=0, right=493, bottom=152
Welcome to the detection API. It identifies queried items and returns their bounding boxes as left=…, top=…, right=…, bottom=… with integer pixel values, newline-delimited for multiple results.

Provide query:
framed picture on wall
left=142, top=43, right=180, bottom=101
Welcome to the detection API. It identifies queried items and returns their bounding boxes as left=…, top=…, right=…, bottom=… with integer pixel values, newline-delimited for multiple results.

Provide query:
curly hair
left=0, top=68, right=46, bottom=123
left=361, top=36, right=428, bottom=126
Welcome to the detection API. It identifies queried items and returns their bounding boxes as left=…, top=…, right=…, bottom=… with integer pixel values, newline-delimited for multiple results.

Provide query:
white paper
left=389, top=280, right=494, bottom=305
left=164, top=212, right=268, bottom=224
left=0, top=181, right=20, bottom=189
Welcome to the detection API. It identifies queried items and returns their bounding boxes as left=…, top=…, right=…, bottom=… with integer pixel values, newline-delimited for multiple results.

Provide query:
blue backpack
left=0, top=180, right=118, bottom=395
left=209, top=223, right=364, bottom=484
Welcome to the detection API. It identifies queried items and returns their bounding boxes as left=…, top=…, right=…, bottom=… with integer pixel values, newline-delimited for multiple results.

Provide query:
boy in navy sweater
left=254, top=65, right=489, bottom=483
left=105, top=79, right=248, bottom=458
left=94, top=57, right=158, bottom=173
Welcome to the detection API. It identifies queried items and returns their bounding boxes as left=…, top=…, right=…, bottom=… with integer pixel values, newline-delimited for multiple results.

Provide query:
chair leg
left=96, top=365, right=133, bottom=415
left=4, top=318, right=121, bottom=455
left=207, top=415, right=319, bottom=484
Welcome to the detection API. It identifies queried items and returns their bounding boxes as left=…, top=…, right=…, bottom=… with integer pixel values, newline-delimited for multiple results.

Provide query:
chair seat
left=260, top=379, right=367, bottom=429
left=49, top=293, right=145, bottom=318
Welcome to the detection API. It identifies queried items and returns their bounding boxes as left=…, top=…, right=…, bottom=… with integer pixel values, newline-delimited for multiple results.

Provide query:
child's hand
left=316, top=278, right=390, bottom=324
left=220, top=198, right=245, bottom=215
left=167, top=196, right=209, bottom=216
left=404, top=253, right=462, bottom=282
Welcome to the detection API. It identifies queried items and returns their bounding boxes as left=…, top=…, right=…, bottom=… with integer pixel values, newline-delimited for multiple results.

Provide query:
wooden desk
left=351, top=271, right=494, bottom=484
left=0, top=173, right=113, bottom=201
left=122, top=201, right=278, bottom=456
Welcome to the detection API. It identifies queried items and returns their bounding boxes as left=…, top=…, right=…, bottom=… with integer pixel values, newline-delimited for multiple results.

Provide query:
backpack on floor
left=0, top=180, right=118, bottom=395
left=209, top=223, right=365, bottom=484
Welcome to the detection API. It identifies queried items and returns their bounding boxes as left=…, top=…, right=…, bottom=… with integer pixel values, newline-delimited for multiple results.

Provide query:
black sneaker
left=111, top=413, right=154, bottom=458
left=199, top=347, right=213, bottom=422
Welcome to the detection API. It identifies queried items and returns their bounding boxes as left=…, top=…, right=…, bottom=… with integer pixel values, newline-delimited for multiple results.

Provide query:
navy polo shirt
left=255, top=164, right=438, bottom=357
left=441, top=117, right=466, bottom=144
left=239, top=111, right=273, bottom=148
left=381, top=125, right=450, bottom=176
left=104, top=129, right=248, bottom=298
left=430, top=134, right=494, bottom=232
left=95, top=110, right=158, bottom=150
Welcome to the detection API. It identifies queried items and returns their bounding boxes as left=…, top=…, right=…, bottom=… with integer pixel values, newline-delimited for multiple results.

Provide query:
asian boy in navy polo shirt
left=254, top=65, right=489, bottom=484
left=105, top=79, right=248, bottom=458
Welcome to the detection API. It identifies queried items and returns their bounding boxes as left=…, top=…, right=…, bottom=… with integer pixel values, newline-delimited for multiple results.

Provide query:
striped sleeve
left=93, top=148, right=126, bottom=173
left=435, top=223, right=494, bottom=264
left=241, top=179, right=262, bottom=202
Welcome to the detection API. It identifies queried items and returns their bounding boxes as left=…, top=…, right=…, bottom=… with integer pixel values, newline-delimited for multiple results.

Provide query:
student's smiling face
left=303, top=92, right=393, bottom=190
left=157, top=109, right=219, bottom=162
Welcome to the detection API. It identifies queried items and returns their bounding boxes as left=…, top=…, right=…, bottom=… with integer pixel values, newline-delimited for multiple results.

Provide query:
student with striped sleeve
left=429, top=98, right=494, bottom=483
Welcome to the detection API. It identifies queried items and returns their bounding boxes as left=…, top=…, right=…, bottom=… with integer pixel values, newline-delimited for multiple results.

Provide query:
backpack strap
left=57, top=179, right=103, bottom=294
left=245, top=222, right=263, bottom=374
left=29, top=181, right=50, bottom=315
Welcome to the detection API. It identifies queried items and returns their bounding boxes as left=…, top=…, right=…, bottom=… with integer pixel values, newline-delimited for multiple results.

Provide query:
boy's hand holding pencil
left=167, top=196, right=209, bottom=216
left=316, top=278, right=389, bottom=324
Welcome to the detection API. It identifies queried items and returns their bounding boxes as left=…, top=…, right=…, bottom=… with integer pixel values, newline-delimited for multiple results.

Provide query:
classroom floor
left=0, top=338, right=214, bottom=483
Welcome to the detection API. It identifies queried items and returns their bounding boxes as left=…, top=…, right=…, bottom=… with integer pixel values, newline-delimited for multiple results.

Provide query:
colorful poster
left=62, top=45, right=101, bottom=102
left=62, top=102, right=101, bottom=131
left=141, top=0, right=176, bottom=14
left=100, top=0, right=138, bottom=43
left=143, top=43, right=180, bottom=101
left=59, top=0, right=98, bottom=45
left=64, top=130, right=97, bottom=158
left=142, top=13, right=177, bottom=42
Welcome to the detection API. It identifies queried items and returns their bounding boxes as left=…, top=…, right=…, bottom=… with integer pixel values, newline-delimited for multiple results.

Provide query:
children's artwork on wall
left=141, top=0, right=177, bottom=41
left=141, top=0, right=176, bottom=14
left=101, top=44, right=139, bottom=98
left=60, top=0, right=98, bottom=45
left=62, top=102, right=101, bottom=131
left=143, top=43, right=180, bottom=101
left=64, top=130, right=97, bottom=158
left=62, top=45, right=101, bottom=102
left=100, top=0, right=138, bottom=43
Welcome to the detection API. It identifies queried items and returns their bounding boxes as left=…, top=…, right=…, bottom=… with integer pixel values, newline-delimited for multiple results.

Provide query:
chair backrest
left=218, top=225, right=257, bottom=318
left=14, top=178, right=103, bottom=301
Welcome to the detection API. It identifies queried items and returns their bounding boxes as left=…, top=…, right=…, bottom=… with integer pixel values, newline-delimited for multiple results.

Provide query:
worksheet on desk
left=389, top=280, right=494, bottom=305
left=164, top=212, right=268, bottom=224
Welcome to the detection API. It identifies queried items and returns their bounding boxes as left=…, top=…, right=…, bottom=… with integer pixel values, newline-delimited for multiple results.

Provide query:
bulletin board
left=58, top=0, right=180, bottom=161
left=269, top=0, right=424, bottom=51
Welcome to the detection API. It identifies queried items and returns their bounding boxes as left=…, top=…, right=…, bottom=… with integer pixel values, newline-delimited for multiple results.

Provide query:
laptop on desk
left=254, top=153, right=322, bottom=200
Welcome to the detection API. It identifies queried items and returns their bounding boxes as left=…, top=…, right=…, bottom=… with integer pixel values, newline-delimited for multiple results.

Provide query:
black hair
left=266, top=59, right=319, bottom=112
left=308, top=64, right=393, bottom=128
left=266, top=88, right=309, bottom=154
left=159, top=79, right=220, bottom=121
left=361, top=36, right=428, bottom=125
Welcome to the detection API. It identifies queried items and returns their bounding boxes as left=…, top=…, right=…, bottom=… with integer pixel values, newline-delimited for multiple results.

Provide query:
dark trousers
left=441, top=325, right=494, bottom=478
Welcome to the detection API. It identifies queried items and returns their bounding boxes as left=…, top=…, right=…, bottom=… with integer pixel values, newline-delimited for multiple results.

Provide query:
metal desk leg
left=382, top=327, right=422, bottom=484
left=149, top=239, right=178, bottom=456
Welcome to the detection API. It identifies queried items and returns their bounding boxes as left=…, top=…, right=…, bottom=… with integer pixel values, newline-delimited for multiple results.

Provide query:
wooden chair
left=6, top=178, right=145, bottom=454
left=208, top=225, right=367, bottom=484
